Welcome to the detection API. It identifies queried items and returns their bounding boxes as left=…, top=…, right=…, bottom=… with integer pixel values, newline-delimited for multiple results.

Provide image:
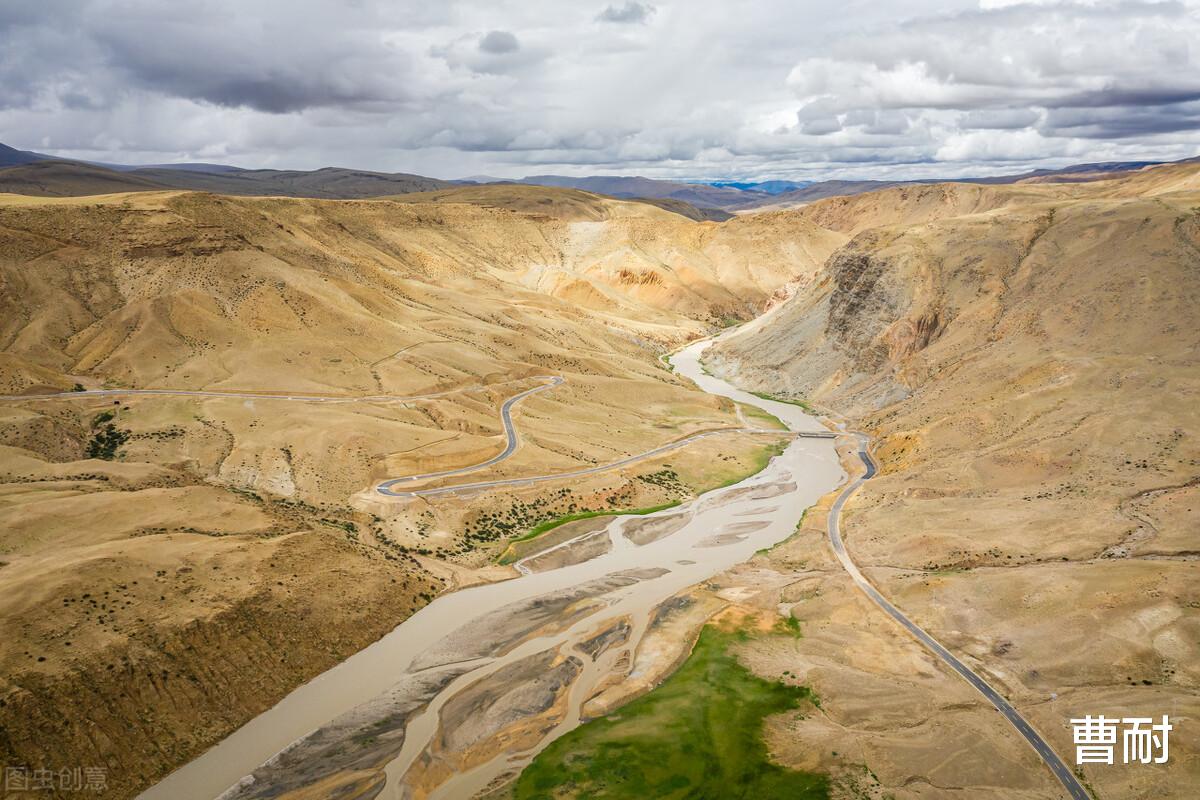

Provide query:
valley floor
left=2, top=162, right=1198, bottom=799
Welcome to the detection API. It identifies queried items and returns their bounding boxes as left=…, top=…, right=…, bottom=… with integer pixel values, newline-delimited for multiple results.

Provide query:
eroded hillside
left=4, top=165, right=1196, bottom=798
left=0, top=187, right=835, bottom=796
left=706, top=166, right=1200, bottom=798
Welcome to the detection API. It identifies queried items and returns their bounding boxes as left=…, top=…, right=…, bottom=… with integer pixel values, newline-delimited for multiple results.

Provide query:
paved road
left=5, top=376, right=781, bottom=501
left=830, top=432, right=1088, bottom=800
left=376, top=376, right=563, bottom=495
left=378, top=425, right=786, bottom=498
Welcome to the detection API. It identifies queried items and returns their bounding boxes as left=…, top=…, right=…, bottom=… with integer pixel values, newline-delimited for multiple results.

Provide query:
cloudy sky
left=3, top=0, right=1199, bottom=180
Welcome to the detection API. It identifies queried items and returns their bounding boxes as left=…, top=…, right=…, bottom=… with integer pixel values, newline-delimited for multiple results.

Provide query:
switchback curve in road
left=830, top=432, right=1089, bottom=800
left=5, top=376, right=785, bottom=503
left=376, top=376, right=563, bottom=495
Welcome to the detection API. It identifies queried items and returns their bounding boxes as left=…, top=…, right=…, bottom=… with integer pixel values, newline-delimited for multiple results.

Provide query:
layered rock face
left=706, top=165, right=1200, bottom=798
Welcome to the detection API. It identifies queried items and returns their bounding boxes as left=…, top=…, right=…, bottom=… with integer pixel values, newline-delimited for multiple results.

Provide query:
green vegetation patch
left=774, top=614, right=803, bottom=638
left=750, top=390, right=815, bottom=413
left=86, top=423, right=130, bottom=460
left=514, top=626, right=828, bottom=800
left=737, top=402, right=788, bottom=431
left=497, top=502, right=680, bottom=565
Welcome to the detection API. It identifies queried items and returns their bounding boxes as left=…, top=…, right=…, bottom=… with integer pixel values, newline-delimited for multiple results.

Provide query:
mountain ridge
left=4, top=140, right=1193, bottom=212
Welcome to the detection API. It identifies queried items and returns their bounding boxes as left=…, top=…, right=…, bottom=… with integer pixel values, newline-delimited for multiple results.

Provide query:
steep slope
left=391, top=186, right=845, bottom=326
left=788, top=180, right=1086, bottom=237
left=0, top=188, right=833, bottom=796
left=0, top=189, right=838, bottom=381
left=706, top=164, right=1200, bottom=798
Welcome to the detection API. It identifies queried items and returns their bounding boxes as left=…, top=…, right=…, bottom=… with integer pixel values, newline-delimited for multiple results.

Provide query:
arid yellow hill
left=0, top=186, right=836, bottom=796
left=6, top=162, right=1195, bottom=798
left=0, top=188, right=840, bottom=393
left=707, top=163, right=1200, bottom=798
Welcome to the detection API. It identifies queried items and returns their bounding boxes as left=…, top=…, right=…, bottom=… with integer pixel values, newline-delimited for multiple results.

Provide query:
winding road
left=124, top=336, right=1091, bottom=800
left=376, top=374, right=817, bottom=497
left=3, top=376, right=793, bottom=501
left=376, top=376, right=564, bottom=494
left=378, top=424, right=788, bottom=498
left=831, top=432, right=1089, bottom=800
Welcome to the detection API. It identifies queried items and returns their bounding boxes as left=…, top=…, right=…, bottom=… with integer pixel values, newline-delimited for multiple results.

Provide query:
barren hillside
left=4, top=163, right=1196, bottom=798
left=0, top=186, right=835, bottom=796
left=706, top=164, right=1200, bottom=798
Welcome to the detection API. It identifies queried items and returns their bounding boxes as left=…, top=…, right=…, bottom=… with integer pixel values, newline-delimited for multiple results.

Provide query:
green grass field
left=513, top=626, right=828, bottom=800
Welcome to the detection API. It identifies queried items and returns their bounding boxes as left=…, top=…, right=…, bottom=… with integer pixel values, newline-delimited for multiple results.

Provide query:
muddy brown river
left=138, top=338, right=845, bottom=800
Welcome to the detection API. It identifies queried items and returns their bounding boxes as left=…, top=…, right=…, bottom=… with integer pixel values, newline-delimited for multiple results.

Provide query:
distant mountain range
left=485, top=161, right=1171, bottom=211
left=0, top=143, right=455, bottom=199
left=0, top=141, right=1186, bottom=214
left=703, top=180, right=812, bottom=195
left=0, top=142, right=49, bottom=167
left=513, top=174, right=759, bottom=211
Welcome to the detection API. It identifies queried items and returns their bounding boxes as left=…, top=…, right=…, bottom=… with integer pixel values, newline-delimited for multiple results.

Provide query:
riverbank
left=498, top=436, right=788, bottom=567
left=138, top=337, right=844, bottom=800
left=513, top=621, right=829, bottom=800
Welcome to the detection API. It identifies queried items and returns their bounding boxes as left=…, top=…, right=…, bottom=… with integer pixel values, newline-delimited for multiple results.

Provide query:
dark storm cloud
left=596, top=2, right=655, bottom=24
left=0, top=0, right=437, bottom=113
left=1056, top=86, right=1200, bottom=109
left=1040, top=101, right=1200, bottom=139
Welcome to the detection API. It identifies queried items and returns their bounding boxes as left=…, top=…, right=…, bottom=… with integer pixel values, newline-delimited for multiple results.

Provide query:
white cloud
left=1, top=0, right=1198, bottom=180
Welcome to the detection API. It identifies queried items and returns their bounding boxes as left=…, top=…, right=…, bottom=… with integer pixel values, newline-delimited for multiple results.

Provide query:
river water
left=138, top=337, right=845, bottom=800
